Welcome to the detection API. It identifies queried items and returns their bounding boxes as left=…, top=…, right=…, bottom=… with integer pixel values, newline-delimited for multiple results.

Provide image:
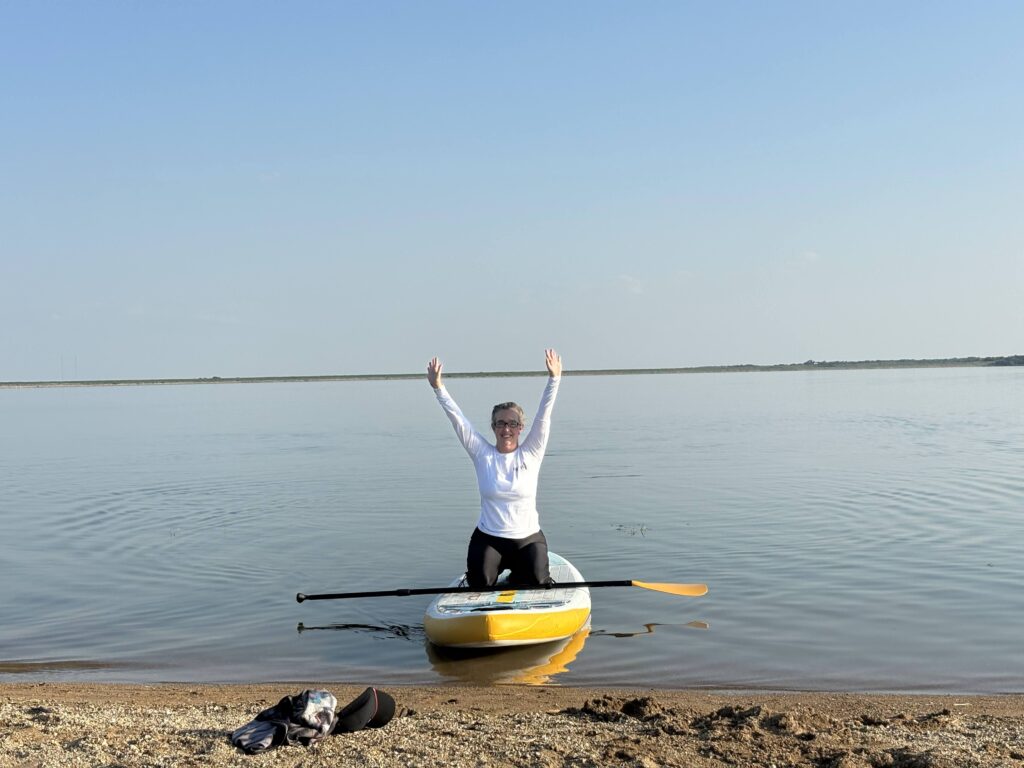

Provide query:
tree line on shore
left=2, top=355, right=1022, bottom=388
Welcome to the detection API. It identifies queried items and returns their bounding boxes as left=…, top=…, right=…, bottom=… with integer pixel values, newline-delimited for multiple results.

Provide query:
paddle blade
left=631, top=581, right=708, bottom=597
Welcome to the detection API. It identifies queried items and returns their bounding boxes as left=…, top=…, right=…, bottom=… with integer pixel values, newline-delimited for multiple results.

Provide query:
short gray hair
left=491, top=401, right=525, bottom=426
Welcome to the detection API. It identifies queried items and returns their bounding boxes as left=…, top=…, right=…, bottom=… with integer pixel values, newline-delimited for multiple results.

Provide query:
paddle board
left=423, top=552, right=591, bottom=649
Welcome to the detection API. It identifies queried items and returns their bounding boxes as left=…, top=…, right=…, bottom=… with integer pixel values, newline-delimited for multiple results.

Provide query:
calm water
left=2, top=368, right=1022, bottom=692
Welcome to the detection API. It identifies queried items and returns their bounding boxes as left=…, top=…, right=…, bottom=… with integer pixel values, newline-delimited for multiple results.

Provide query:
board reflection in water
left=426, top=626, right=591, bottom=686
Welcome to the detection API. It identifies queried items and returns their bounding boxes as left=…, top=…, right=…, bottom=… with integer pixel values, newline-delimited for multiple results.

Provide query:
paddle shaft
left=297, top=581, right=630, bottom=602
left=296, top=580, right=705, bottom=602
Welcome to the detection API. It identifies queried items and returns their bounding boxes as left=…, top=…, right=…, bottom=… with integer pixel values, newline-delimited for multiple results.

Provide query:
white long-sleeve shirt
left=434, top=376, right=560, bottom=539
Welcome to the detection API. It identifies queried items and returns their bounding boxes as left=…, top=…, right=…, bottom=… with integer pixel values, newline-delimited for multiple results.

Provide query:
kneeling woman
left=427, top=349, right=562, bottom=588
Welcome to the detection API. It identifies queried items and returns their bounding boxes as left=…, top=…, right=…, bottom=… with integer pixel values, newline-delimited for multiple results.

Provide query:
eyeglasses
left=492, top=420, right=522, bottom=429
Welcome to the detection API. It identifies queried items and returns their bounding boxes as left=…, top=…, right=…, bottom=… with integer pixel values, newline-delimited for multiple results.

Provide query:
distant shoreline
left=2, top=355, right=1021, bottom=389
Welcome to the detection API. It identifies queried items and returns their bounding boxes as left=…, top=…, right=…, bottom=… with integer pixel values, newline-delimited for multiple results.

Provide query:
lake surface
left=2, top=367, right=1022, bottom=692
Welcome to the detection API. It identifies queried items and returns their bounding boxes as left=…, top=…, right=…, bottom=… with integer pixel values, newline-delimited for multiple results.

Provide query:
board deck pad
left=432, top=553, right=586, bottom=614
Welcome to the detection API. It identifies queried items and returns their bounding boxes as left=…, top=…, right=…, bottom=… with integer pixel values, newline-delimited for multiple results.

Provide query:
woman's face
left=491, top=408, right=523, bottom=454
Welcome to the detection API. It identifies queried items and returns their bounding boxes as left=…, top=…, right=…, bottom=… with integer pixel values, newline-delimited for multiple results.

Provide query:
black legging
left=466, top=528, right=552, bottom=588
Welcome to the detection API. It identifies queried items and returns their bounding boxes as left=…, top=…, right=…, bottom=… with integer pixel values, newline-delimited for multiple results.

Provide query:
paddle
left=296, top=580, right=707, bottom=603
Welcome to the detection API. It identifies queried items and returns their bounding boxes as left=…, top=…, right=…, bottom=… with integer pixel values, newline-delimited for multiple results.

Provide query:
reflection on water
left=296, top=619, right=592, bottom=685
left=426, top=627, right=591, bottom=686
left=591, top=621, right=710, bottom=638
left=296, top=622, right=426, bottom=641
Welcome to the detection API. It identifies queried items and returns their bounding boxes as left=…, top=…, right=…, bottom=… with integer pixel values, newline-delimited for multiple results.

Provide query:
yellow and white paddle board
left=423, top=552, right=591, bottom=648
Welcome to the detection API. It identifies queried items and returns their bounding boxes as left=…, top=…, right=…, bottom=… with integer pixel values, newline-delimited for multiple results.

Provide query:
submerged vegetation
left=2, top=355, right=1021, bottom=388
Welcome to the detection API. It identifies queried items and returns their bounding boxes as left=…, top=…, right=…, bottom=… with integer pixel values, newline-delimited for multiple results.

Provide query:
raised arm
left=428, top=356, right=489, bottom=457
left=520, top=349, right=562, bottom=457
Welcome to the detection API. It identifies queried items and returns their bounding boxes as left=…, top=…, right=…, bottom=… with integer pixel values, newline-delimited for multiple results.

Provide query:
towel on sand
left=230, top=687, right=396, bottom=754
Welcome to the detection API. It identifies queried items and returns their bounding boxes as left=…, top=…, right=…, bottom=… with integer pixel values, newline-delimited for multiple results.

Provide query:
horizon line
left=2, top=354, right=1021, bottom=389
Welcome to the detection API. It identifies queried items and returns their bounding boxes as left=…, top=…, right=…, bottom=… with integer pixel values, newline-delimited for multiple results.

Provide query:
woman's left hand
left=545, top=349, right=562, bottom=377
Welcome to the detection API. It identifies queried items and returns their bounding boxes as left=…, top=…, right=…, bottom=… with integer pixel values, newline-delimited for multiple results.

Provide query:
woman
left=427, top=349, right=562, bottom=588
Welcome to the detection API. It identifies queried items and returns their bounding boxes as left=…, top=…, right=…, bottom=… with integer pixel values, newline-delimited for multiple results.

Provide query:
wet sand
left=2, top=683, right=1023, bottom=767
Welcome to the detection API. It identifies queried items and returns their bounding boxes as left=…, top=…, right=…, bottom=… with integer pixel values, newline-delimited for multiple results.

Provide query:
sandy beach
left=2, top=683, right=1023, bottom=767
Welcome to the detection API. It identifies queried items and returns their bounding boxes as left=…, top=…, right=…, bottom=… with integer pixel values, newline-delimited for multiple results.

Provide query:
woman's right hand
left=427, top=357, right=443, bottom=389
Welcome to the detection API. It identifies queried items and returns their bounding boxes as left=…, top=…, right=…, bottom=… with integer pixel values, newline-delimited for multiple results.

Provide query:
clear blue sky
left=2, top=2, right=1021, bottom=380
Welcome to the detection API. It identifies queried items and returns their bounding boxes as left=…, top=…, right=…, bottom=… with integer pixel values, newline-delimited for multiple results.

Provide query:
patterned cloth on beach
left=230, top=689, right=338, bottom=754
